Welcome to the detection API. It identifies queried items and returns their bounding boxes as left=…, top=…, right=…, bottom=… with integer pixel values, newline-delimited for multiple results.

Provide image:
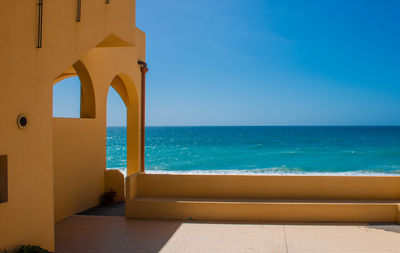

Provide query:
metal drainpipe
left=138, top=61, right=148, bottom=173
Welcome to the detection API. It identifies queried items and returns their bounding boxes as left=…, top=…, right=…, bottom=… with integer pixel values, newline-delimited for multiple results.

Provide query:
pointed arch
left=109, top=75, right=129, bottom=107
left=74, top=61, right=96, bottom=118
left=52, top=60, right=96, bottom=119
left=107, top=74, right=140, bottom=176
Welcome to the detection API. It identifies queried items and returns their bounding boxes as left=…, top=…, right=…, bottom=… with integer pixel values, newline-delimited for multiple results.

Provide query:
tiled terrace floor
left=55, top=216, right=400, bottom=253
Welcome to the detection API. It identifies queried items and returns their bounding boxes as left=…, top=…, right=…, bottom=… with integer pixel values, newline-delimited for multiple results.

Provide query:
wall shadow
left=55, top=216, right=182, bottom=253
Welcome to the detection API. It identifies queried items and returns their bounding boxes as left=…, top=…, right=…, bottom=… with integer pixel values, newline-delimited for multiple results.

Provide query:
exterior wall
left=0, top=74, right=55, bottom=251
left=53, top=118, right=106, bottom=222
left=0, top=0, right=145, bottom=251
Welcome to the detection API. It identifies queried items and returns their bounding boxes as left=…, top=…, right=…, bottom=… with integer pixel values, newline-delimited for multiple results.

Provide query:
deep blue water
left=107, top=126, right=400, bottom=175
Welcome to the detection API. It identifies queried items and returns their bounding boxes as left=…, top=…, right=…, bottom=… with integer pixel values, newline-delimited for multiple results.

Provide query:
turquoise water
left=106, top=126, right=400, bottom=175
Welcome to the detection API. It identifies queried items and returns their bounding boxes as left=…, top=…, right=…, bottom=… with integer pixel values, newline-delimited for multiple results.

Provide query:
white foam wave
left=145, top=168, right=400, bottom=177
left=107, top=167, right=400, bottom=177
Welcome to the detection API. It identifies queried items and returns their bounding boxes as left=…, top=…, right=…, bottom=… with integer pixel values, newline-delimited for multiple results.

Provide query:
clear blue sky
left=54, top=0, right=400, bottom=126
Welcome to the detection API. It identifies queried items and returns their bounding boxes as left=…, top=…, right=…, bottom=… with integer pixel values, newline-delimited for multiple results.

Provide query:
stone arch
left=109, top=75, right=129, bottom=107
left=52, top=60, right=96, bottom=118
left=107, top=74, right=140, bottom=176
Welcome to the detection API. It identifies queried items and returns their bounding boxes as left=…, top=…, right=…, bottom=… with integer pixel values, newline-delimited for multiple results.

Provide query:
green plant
left=1, top=245, right=49, bottom=253
left=14, top=245, right=48, bottom=253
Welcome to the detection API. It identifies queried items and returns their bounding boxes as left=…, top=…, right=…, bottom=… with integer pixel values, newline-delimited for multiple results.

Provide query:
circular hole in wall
left=17, top=114, right=28, bottom=129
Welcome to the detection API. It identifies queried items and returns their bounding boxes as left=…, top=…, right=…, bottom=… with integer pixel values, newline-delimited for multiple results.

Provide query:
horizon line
left=107, top=125, right=400, bottom=127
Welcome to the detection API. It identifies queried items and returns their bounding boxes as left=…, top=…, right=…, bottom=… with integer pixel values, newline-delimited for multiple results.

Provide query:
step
left=126, top=197, right=400, bottom=223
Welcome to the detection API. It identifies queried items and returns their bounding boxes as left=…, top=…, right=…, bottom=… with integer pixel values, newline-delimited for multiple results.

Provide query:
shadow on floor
left=55, top=216, right=182, bottom=253
left=55, top=217, right=400, bottom=253
left=368, top=223, right=400, bottom=234
left=77, top=202, right=125, bottom=216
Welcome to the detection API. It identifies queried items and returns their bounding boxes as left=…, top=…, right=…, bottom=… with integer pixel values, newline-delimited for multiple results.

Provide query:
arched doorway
left=107, top=74, right=140, bottom=176
left=53, top=75, right=80, bottom=118
left=107, top=83, right=128, bottom=176
left=52, top=60, right=102, bottom=222
left=52, top=60, right=96, bottom=118
left=106, top=75, right=140, bottom=177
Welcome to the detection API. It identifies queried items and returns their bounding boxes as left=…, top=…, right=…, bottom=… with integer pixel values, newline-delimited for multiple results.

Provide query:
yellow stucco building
left=0, top=0, right=146, bottom=250
left=1, top=0, right=400, bottom=252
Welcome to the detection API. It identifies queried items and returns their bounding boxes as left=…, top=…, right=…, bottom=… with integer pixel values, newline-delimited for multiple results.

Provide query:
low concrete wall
left=105, top=170, right=125, bottom=202
left=53, top=118, right=106, bottom=222
left=131, top=173, right=400, bottom=200
left=126, top=173, right=400, bottom=222
left=126, top=173, right=138, bottom=200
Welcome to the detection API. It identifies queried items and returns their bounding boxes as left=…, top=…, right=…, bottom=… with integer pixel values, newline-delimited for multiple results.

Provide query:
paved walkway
left=55, top=216, right=400, bottom=253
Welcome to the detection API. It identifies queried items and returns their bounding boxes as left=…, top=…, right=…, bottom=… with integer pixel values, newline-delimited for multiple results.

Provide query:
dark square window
left=0, top=155, right=7, bottom=203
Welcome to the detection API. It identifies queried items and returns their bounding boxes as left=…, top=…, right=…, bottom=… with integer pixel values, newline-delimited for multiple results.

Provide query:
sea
left=106, top=126, right=400, bottom=176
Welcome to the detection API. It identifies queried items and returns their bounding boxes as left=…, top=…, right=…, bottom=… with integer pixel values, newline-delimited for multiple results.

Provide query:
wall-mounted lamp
left=17, top=114, right=28, bottom=129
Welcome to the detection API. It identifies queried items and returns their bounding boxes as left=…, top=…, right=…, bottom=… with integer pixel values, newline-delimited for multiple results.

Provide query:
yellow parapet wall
left=129, top=173, right=400, bottom=200
left=126, top=173, right=400, bottom=223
